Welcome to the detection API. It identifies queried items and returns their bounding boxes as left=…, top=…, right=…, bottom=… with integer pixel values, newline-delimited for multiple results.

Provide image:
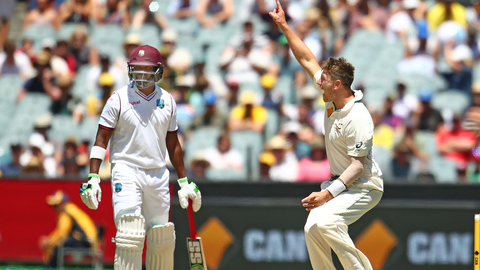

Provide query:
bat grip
left=187, top=198, right=197, bottom=238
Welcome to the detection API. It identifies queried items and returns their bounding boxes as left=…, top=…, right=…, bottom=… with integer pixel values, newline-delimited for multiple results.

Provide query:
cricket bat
left=187, top=199, right=207, bottom=270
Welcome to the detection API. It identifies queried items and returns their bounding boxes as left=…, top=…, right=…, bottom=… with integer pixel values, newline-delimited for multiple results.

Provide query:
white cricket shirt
left=99, top=84, right=178, bottom=169
left=313, top=70, right=383, bottom=192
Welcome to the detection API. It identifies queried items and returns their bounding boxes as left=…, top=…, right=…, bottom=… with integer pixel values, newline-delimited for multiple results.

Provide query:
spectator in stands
left=21, top=156, right=45, bottom=176
left=158, top=29, right=193, bottom=90
left=386, top=0, right=420, bottom=43
left=93, top=0, right=130, bottom=29
left=195, top=0, right=234, bottom=28
left=471, top=82, right=480, bottom=107
left=0, top=40, right=34, bottom=79
left=16, top=50, right=62, bottom=103
left=443, top=40, right=474, bottom=93
left=281, top=121, right=310, bottom=159
left=266, top=134, right=298, bottom=182
left=86, top=72, right=114, bottom=117
left=40, top=39, right=72, bottom=78
left=17, top=38, right=38, bottom=64
left=0, top=142, right=23, bottom=177
left=55, top=0, right=93, bottom=30
left=258, top=151, right=276, bottom=180
left=329, top=0, right=350, bottom=54
left=297, top=135, right=331, bottom=182
left=32, top=113, right=54, bottom=145
left=260, top=73, right=283, bottom=115
left=228, top=91, right=268, bottom=133
left=114, top=33, right=142, bottom=79
left=50, top=75, right=84, bottom=123
left=188, top=91, right=228, bottom=133
left=301, top=84, right=324, bottom=133
left=270, top=34, right=303, bottom=83
left=0, top=0, right=15, bottom=50
left=219, top=23, right=272, bottom=84
left=54, top=40, right=77, bottom=76
left=98, top=72, right=115, bottom=110
left=346, top=0, right=380, bottom=35
left=382, top=95, right=403, bottom=129
left=167, top=0, right=196, bottom=18
left=392, top=80, right=419, bottom=121
left=22, top=0, right=56, bottom=31
left=19, top=133, right=57, bottom=178
left=172, top=74, right=197, bottom=131
left=397, top=28, right=436, bottom=78
left=371, top=109, right=395, bottom=151
left=57, top=137, right=81, bottom=177
left=186, top=74, right=209, bottom=115
left=69, top=25, right=98, bottom=70
left=436, top=113, right=478, bottom=183
left=427, top=0, right=467, bottom=32
left=294, top=20, right=322, bottom=63
left=131, top=0, right=168, bottom=30
left=411, top=88, right=444, bottom=132
left=223, top=21, right=272, bottom=61
left=203, top=132, right=244, bottom=172
left=225, top=79, right=240, bottom=112
left=390, top=140, right=412, bottom=182
left=87, top=53, right=126, bottom=94
left=39, top=190, right=99, bottom=268
left=187, top=151, right=210, bottom=179
left=392, top=124, right=429, bottom=181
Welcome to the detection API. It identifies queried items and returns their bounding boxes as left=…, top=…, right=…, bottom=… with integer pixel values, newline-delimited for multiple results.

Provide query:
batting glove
left=178, top=178, right=202, bottom=212
left=80, top=174, right=102, bottom=210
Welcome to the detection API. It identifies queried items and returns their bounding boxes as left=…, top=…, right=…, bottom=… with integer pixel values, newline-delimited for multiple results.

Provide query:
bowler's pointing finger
left=275, top=0, right=283, bottom=11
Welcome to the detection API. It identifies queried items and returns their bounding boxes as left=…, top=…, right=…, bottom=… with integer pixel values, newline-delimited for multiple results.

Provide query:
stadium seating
left=429, top=156, right=458, bottom=183
left=90, top=24, right=125, bottom=60
left=56, top=22, right=82, bottom=41
left=264, top=109, right=280, bottom=142
left=21, top=24, right=56, bottom=52
left=230, top=130, right=263, bottom=180
left=431, top=90, right=470, bottom=115
left=184, top=126, right=222, bottom=164
left=128, top=24, right=161, bottom=49
left=49, top=115, right=80, bottom=143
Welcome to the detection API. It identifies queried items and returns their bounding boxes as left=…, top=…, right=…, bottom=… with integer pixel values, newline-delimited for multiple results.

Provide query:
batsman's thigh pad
left=146, top=222, right=175, bottom=270
left=114, top=214, right=146, bottom=270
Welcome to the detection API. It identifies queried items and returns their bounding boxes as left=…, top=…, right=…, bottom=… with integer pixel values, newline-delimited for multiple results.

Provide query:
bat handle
left=187, top=198, right=197, bottom=239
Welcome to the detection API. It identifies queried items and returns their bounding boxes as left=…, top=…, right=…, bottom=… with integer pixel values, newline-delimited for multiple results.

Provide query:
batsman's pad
left=114, top=214, right=146, bottom=270
left=146, top=222, right=175, bottom=270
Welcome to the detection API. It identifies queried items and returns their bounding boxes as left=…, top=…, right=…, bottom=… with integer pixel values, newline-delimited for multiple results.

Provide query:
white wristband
left=90, top=146, right=106, bottom=161
left=178, top=177, right=188, bottom=187
left=326, top=179, right=347, bottom=197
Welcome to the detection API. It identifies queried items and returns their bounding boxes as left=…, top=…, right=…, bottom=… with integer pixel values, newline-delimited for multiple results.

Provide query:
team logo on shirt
left=115, top=183, right=122, bottom=193
left=157, top=99, right=165, bottom=108
left=334, top=119, right=343, bottom=130
left=138, top=50, right=145, bottom=57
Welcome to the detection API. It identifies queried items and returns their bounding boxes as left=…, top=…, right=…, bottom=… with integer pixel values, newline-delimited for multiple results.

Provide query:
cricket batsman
left=79, top=45, right=202, bottom=270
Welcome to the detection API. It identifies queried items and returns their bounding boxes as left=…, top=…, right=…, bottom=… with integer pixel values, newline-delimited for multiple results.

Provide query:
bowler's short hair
left=321, top=57, right=355, bottom=89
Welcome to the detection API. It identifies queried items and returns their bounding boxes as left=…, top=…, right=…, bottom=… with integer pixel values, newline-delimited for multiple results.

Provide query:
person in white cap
left=79, top=45, right=202, bottom=270
left=270, top=1, right=383, bottom=269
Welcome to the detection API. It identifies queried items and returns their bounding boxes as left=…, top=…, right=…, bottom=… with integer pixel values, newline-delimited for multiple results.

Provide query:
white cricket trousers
left=111, top=163, right=171, bottom=229
left=304, top=186, right=382, bottom=270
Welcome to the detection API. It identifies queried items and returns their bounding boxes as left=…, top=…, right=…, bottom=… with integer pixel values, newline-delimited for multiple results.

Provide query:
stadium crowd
left=1, top=0, right=480, bottom=184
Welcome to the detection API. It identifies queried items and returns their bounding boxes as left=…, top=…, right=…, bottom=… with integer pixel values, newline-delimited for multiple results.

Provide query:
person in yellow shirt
left=39, top=190, right=99, bottom=268
left=427, top=0, right=467, bottom=31
left=228, top=90, right=268, bottom=133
